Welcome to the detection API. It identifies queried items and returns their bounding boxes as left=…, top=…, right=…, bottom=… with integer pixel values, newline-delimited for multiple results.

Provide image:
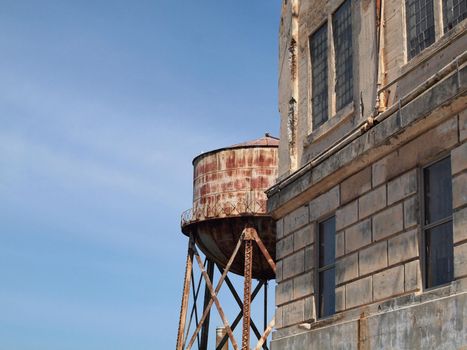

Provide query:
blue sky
left=0, top=1, right=281, bottom=349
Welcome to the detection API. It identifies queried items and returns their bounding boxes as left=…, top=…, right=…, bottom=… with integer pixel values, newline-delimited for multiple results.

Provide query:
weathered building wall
left=272, top=289, right=467, bottom=349
left=271, top=0, right=467, bottom=347
left=278, top=0, right=379, bottom=179
left=270, top=90, right=467, bottom=349
left=272, top=110, right=466, bottom=317
left=277, top=0, right=467, bottom=179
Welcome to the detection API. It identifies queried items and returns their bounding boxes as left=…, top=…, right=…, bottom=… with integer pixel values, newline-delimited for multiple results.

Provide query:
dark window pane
left=310, top=24, right=329, bottom=130
left=424, top=157, right=453, bottom=224
left=319, top=216, right=336, bottom=267
left=333, top=0, right=353, bottom=110
left=425, top=221, right=454, bottom=288
left=319, top=267, right=336, bottom=317
left=406, top=0, right=435, bottom=58
left=443, top=0, right=467, bottom=32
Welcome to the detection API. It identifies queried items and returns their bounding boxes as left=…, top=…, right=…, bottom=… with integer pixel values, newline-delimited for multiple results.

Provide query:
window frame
left=405, top=0, right=466, bottom=61
left=419, top=154, right=454, bottom=290
left=315, top=214, right=336, bottom=319
left=307, top=0, right=354, bottom=134
left=405, top=0, right=437, bottom=59
left=332, top=0, right=354, bottom=111
left=310, top=22, right=330, bottom=130
left=442, top=0, right=467, bottom=32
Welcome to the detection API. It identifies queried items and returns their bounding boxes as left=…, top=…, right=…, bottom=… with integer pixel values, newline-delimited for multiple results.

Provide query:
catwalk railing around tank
left=181, top=198, right=268, bottom=227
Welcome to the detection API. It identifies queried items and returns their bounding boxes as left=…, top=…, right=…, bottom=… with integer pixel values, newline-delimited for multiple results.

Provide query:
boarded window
left=443, top=0, right=467, bottom=32
left=310, top=24, right=329, bottom=130
left=423, top=157, right=453, bottom=288
left=318, top=216, right=336, bottom=318
left=333, top=0, right=353, bottom=110
left=406, top=0, right=435, bottom=59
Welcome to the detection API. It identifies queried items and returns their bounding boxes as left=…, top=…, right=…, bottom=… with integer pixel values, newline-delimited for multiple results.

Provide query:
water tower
left=176, top=134, right=278, bottom=350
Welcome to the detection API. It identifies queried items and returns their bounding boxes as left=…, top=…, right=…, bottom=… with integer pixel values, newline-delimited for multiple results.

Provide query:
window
left=406, top=0, right=466, bottom=59
left=333, top=0, right=353, bottom=110
left=443, top=0, right=467, bottom=32
left=406, top=0, right=436, bottom=59
left=317, top=216, right=336, bottom=318
left=423, top=157, right=454, bottom=288
left=309, top=0, right=353, bottom=131
left=311, top=23, right=329, bottom=129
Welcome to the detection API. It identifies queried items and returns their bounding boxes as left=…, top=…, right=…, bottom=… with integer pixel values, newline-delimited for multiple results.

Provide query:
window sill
left=378, top=279, right=462, bottom=312
left=401, top=19, right=466, bottom=76
left=304, top=102, right=355, bottom=147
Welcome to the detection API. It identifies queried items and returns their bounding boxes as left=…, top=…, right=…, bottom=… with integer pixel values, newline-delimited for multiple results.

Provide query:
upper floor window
left=443, top=0, right=467, bottom=32
left=406, top=0, right=466, bottom=59
left=406, top=0, right=436, bottom=59
left=423, top=156, right=454, bottom=288
left=318, top=216, right=336, bottom=318
left=333, top=0, right=353, bottom=110
left=311, top=24, right=329, bottom=129
left=309, top=0, right=353, bottom=131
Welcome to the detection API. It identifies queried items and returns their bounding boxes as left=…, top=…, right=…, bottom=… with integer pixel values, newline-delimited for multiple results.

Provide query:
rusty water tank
left=181, top=134, right=279, bottom=280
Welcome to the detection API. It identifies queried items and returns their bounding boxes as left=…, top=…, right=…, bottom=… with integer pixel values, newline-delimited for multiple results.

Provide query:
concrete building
left=268, top=0, right=466, bottom=348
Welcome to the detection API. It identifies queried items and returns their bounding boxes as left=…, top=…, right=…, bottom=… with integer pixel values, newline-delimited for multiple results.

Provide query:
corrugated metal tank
left=181, top=135, right=279, bottom=280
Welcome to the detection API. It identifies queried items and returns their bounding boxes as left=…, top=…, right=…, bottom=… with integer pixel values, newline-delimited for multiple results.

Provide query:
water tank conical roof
left=192, top=133, right=279, bottom=165
left=228, top=133, right=280, bottom=148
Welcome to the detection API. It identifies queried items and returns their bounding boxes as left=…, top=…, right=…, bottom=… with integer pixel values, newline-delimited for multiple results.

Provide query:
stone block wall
left=273, top=111, right=467, bottom=334
left=272, top=290, right=467, bottom=349
left=273, top=0, right=466, bottom=347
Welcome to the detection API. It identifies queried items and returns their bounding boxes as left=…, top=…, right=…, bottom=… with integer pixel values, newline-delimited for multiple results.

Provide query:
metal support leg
left=181, top=227, right=276, bottom=350
left=177, top=236, right=194, bottom=350
left=186, top=238, right=243, bottom=350
left=217, top=281, right=264, bottom=350
left=264, top=281, right=268, bottom=332
left=184, top=265, right=204, bottom=349
left=242, top=235, right=253, bottom=350
left=200, top=259, right=215, bottom=350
